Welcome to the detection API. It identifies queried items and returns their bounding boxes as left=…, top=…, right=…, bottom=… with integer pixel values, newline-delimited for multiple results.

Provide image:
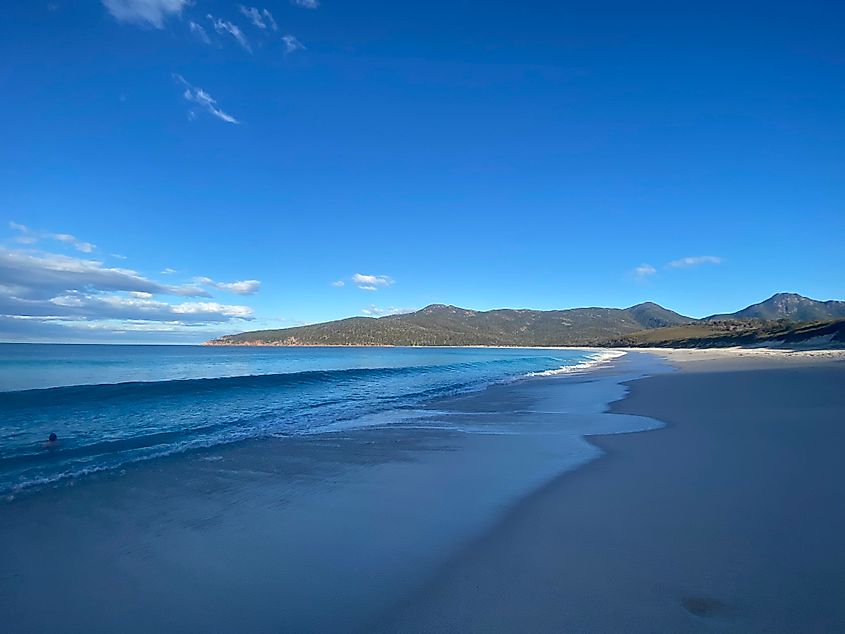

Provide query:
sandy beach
left=2, top=349, right=844, bottom=632
left=380, top=350, right=845, bottom=632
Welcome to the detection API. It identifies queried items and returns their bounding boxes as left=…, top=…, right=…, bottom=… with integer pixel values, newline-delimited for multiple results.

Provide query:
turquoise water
left=0, top=344, right=597, bottom=494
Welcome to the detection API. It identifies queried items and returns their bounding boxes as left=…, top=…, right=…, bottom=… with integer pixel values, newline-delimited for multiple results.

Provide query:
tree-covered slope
left=207, top=302, right=693, bottom=346
left=208, top=294, right=844, bottom=348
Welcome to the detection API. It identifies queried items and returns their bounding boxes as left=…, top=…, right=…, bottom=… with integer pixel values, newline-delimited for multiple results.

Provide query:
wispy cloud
left=9, top=222, right=96, bottom=253
left=52, top=233, right=96, bottom=253
left=630, top=255, right=724, bottom=282
left=668, top=256, right=723, bottom=268
left=189, top=21, right=211, bottom=44
left=207, top=14, right=252, bottom=52
left=361, top=305, right=415, bottom=317
left=8, top=221, right=37, bottom=244
left=291, top=0, right=319, bottom=8
left=101, top=0, right=189, bottom=28
left=282, top=34, right=305, bottom=54
left=331, top=280, right=345, bottom=287
left=351, top=273, right=394, bottom=291
left=195, top=277, right=261, bottom=295
left=632, top=263, right=657, bottom=280
left=173, top=74, right=240, bottom=125
left=239, top=6, right=278, bottom=31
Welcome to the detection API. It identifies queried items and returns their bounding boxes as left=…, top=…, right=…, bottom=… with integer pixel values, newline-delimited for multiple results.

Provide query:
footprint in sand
left=682, top=595, right=733, bottom=619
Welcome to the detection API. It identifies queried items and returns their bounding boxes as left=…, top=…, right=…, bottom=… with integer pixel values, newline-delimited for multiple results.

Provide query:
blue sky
left=1, top=0, right=843, bottom=343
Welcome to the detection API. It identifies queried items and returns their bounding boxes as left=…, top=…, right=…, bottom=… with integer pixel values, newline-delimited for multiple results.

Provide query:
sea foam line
left=527, top=350, right=626, bottom=377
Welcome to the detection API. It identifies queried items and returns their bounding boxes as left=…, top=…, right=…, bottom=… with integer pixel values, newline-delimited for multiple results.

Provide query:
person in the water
left=44, top=433, right=58, bottom=449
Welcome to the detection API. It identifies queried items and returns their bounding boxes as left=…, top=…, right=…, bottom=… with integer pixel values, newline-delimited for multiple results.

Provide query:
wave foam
left=527, top=350, right=626, bottom=377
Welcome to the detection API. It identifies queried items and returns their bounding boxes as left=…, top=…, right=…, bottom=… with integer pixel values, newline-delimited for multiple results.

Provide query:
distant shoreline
left=202, top=340, right=845, bottom=355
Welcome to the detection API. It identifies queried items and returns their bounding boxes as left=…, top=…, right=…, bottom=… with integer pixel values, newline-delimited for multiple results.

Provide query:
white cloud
left=351, top=273, right=393, bottom=291
left=633, top=263, right=657, bottom=279
left=239, top=6, right=277, bottom=31
left=331, top=280, right=345, bottom=287
left=0, top=247, right=209, bottom=299
left=51, top=233, right=95, bottom=253
left=161, top=267, right=177, bottom=274
left=291, top=0, right=319, bottom=8
left=8, top=222, right=41, bottom=245
left=282, top=34, right=305, bottom=53
left=9, top=222, right=96, bottom=253
left=207, top=14, right=252, bottom=52
left=216, top=280, right=261, bottom=295
left=173, top=74, right=240, bottom=125
left=195, top=277, right=261, bottom=295
left=171, top=301, right=253, bottom=318
left=46, top=293, right=253, bottom=322
left=0, top=243, right=259, bottom=341
left=189, top=21, right=211, bottom=44
left=668, top=256, right=723, bottom=268
left=101, top=0, right=189, bottom=28
left=263, top=9, right=278, bottom=30
left=361, top=305, right=415, bottom=317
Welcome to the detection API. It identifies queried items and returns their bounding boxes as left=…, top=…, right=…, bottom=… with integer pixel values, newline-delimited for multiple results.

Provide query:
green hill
left=207, top=293, right=845, bottom=348
left=207, top=302, right=694, bottom=347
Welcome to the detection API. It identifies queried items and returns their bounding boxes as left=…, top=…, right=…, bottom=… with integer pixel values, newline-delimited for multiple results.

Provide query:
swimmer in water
left=43, top=432, right=58, bottom=449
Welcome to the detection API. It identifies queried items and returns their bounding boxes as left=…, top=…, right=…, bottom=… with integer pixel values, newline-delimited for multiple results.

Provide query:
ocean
left=0, top=344, right=610, bottom=495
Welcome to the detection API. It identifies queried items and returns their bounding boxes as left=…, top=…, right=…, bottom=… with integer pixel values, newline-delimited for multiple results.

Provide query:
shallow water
left=0, top=344, right=610, bottom=494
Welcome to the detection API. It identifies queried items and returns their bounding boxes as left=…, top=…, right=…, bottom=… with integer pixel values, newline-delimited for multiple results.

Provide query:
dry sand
left=379, top=350, right=845, bottom=632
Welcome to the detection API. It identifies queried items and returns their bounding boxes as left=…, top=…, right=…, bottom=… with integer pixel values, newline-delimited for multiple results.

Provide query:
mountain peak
left=709, top=293, right=845, bottom=322
left=418, top=303, right=461, bottom=314
left=624, top=302, right=693, bottom=329
left=767, top=292, right=808, bottom=301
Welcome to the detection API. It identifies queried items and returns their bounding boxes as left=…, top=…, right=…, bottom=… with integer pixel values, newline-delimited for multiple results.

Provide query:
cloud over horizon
left=0, top=229, right=258, bottom=342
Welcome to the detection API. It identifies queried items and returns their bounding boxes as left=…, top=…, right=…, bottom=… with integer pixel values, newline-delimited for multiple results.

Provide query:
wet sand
left=380, top=354, right=845, bottom=632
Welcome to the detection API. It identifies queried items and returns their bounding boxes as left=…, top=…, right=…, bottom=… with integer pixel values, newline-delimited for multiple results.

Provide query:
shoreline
left=0, top=347, right=619, bottom=497
left=378, top=349, right=845, bottom=632
left=0, top=351, right=666, bottom=632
